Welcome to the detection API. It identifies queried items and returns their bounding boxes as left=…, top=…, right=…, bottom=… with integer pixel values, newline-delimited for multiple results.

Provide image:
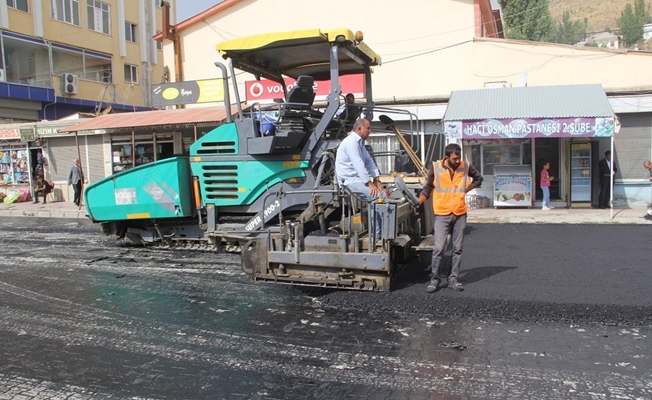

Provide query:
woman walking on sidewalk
left=540, top=160, right=555, bottom=210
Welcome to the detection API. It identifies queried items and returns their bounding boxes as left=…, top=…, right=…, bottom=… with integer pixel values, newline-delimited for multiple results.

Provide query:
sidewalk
left=0, top=200, right=88, bottom=220
left=0, top=199, right=650, bottom=224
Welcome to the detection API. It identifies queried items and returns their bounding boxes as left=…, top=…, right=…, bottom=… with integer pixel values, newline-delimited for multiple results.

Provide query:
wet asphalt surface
left=0, top=218, right=650, bottom=399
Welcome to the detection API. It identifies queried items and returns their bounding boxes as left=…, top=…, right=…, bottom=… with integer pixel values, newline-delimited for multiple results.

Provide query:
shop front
left=0, top=125, right=30, bottom=187
left=444, top=84, right=616, bottom=208
left=60, top=106, right=239, bottom=177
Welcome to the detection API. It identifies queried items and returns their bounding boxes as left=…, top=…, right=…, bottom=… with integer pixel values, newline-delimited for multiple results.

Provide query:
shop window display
left=0, top=149, right=30, bottom=185
left=463, top=140, right=525, bottom=176
left=112, top=143, right=133, bottom=173
left=135, top=144, right=154, bottom=166
left=111, top=134, right=177, bottom=174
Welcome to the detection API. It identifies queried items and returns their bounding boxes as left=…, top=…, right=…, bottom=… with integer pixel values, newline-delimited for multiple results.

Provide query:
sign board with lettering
left=152, top=79, right=225, bottom=106
left=36, top=124, right=73, bottom=137
left=493, top=165, right=533, bottom=208
left=20, top=127, right=35, bottom=142
left=0, top=127, right=20, bottom=140
left=244, top=74, right=365, bottom=103
left=445, top=117, right=615, bottom=139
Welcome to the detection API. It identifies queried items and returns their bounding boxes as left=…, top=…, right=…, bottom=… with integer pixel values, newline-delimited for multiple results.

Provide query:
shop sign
left=36, top=125, right=71, bottom=137
left=446, top=117, right=615, bottom=139
left=152, top=79, right=225, bottom=106
left=244, top=74, right=365, bottom=103
left=20, top=127, right=35, bottom=142
left=494, top=178, right=532, bottom=207
left=0, top=127, right=20, bottom=140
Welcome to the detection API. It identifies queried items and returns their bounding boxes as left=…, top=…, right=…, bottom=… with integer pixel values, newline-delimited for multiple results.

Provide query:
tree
left=499, top=0, right=555, bottom=42
left=555, top=12, right=588, bottom=45
left=617, top=0, right=651, bottom=47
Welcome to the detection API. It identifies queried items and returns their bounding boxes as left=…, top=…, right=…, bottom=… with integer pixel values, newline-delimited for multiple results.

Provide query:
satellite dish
left=518, top=68, right=530, bottom=87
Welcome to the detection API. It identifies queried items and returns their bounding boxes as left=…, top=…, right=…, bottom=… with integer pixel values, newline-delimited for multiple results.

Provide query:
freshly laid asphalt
left=0, top=209, right=650, bottom=398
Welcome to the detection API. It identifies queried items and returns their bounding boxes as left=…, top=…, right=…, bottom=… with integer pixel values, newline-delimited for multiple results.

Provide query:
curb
left=0, top=210, right=88, bottom=219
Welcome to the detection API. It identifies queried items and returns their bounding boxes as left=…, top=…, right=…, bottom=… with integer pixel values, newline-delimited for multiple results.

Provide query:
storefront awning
left=443, top=84, right=616, bottom=139
left=60, top=106, right=239, bottom=134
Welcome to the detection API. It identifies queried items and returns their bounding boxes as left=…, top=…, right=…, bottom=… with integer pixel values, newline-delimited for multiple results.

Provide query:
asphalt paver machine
left=84, top=28, right=433, bottom=290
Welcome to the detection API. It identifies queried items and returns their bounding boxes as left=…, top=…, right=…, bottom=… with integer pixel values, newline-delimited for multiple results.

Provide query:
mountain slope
left=548, top=0, right=634, bottom=33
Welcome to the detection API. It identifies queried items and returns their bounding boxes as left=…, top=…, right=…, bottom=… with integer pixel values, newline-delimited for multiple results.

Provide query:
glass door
left=570, top=143, right=591, bottom=202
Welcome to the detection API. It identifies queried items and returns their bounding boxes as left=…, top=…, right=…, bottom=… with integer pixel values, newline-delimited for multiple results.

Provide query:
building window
left=87, top=0, right=110, bottom=35
left=463, top=141, right=526, bottom=176
left=51, top=44, right=112, bottom=83
left=125, top=22, right=137, bottom=43
left=1, top=36, right=51, bottom=87
left=124, top=63, right=138, bottom=83
left=155, top=31, right=162, bottom=50
left=7, top=0, right=29, bottom=12
left=51, top=0, right=80, bottom=26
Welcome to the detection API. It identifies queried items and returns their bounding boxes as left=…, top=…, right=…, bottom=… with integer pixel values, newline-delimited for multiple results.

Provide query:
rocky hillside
left=548, top=0, right=635, bottom=34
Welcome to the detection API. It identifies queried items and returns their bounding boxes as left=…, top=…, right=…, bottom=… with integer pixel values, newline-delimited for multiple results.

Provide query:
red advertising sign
left=245, top=74, right=365, bottom=103
left=0, top=127, right=20, bottom=140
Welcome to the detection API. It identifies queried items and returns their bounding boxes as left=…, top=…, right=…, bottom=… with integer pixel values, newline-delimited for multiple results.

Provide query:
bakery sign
left=446, top=117, right=615, bottom=139
left=494, top=178, right=532, bottom=207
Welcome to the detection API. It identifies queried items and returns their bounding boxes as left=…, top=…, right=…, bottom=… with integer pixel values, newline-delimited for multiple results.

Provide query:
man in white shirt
left=335, top=119, right=386, bottom=238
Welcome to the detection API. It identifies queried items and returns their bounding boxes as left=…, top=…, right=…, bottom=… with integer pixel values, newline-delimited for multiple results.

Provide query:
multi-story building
left=0, top=0, right=175, bottom=122
left=0, top=0, right=176, bottom=193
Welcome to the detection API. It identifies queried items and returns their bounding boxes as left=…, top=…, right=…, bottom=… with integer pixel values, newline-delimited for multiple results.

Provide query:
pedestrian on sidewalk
left=644, top=160, right=652, bottom=181
left=68, top=158, right=84, bottom=206
left=32, top=175, right=52, bottom=204
left=416, top=143, right=483, bottom=293
left=540, top=160, right=555, bottom=210
left=598, top=151, right=617, bottom=209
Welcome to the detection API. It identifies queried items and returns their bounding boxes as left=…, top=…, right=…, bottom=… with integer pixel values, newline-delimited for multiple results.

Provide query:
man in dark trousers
left=68, top=158, right=84, bottom=206
left=598, top=150, right=617, bottom=209
left=416, top=143, right=483, bottom=293
left=32, top=175, right=52, bottom=204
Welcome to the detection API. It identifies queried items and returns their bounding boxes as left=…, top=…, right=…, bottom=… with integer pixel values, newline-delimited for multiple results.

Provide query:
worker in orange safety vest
left=416, top=143, right=483, bottom=293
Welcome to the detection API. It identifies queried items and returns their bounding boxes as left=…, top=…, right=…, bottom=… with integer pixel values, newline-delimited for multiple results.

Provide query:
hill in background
left=548, top=0, right=633, bottom=34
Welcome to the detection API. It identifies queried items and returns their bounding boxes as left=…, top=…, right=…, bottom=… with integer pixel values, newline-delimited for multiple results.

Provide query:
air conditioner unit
left=0, top=68, right=5, bottom=82
left=61, top=73, right=79, bottom=95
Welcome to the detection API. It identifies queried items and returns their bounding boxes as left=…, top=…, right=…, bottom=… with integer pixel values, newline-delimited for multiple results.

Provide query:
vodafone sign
left=245, top=75, right=365, bottom=103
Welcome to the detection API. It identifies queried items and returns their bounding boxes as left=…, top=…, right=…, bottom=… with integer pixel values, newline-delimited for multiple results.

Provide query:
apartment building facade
left=0, top=0, right=175, bottom=122
left=0, top=0, right=175, bottom=194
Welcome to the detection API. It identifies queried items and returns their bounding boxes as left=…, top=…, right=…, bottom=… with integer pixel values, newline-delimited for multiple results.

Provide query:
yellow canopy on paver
left=217, top=28, right=380, bottom=82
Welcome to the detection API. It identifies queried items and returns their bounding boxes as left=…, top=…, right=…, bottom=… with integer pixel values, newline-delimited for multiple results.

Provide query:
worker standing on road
left=335, top=118, right=386, bottom=240
left=416, top=143, right=483, bottom=293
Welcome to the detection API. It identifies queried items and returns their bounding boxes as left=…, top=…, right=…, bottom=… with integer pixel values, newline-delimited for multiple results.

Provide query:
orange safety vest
left=432, top=160, right=470, bottom=216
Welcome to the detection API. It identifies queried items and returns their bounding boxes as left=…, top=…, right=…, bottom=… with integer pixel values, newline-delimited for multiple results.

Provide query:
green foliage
left=499, top=0, right=555, bottom=41
left=555, top=12, right=588, bottom=44
left=617, top=0, right=651, bottom=46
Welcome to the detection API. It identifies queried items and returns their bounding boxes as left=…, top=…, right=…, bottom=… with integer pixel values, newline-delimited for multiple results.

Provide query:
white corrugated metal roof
left=443, top=84, right=614, bottom=121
